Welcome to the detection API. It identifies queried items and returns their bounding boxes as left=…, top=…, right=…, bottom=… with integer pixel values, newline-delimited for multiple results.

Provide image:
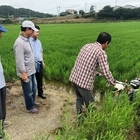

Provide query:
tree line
left=96, top=5, right=140, bottom=20
left=60, top=5, right=140, bottom=20
left=0, top=5, right=140, bottom=21
left=0, top=5, right=55, bottom=18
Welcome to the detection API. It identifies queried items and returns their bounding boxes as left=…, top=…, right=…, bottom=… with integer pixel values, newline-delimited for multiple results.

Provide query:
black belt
left=36, top=61, right=42, bottom=64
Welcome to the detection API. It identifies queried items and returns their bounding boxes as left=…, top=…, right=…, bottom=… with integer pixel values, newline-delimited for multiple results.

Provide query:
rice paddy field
left=1, top=21, right=140, bottom=87
left=1, top=21, right=140, bottom=140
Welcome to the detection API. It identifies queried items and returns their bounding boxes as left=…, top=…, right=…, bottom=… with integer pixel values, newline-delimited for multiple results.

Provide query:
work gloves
left=114, top=83, right=125, bottom=91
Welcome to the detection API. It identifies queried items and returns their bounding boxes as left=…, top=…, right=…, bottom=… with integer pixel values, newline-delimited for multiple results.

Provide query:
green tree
left=90, top=5, right=95, bottom=13
left=0, top=5, right=15, bottom=18
left=74, top=11, right=77, bottom=15
left=79, top=10, right=85, bottom=16
left=97, top=5, right=114, bottom=19
left=0, top=5, right=55, bottom=18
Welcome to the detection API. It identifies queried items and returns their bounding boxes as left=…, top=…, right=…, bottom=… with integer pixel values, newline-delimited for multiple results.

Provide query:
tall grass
left=54, top=92, right=139, bottom=140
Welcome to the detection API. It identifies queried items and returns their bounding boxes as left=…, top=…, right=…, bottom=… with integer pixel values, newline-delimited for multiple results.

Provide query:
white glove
left=114, top=83, right=125, bottom=91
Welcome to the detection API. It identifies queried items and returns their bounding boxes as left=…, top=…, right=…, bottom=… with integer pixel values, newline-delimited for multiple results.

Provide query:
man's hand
left=21, top=72, right=29, bottom=83
left=42, top=61, right=45, bottom=67
left=114, top=83, right=125, bottom=91
left=96, top=71, right=102, bottom=76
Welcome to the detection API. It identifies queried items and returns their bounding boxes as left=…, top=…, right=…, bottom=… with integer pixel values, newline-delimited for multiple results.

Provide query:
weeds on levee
left=33, top=134, right=50, bottom=140
left=53, top=91, right=140, bottom=140
left=0, top=121, right=5, bottom=139
left=0, top=120, right=9, bottom=140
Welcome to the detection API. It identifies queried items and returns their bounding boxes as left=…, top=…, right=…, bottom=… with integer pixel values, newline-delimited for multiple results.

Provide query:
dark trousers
left=72, top=83, right=94, bottom=115
left=35, top=62, right=43, bottom=96
left=0, top=86, right=6, bottom=124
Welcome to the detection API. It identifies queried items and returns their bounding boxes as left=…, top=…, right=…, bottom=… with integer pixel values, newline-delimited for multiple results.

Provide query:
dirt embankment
left=5, top=81, right=76, bottom=140
left=33, top=16, right=94, bottom=24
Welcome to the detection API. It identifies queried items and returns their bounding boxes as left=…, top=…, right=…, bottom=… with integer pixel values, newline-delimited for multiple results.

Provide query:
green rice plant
left=0, top=120, right=10, bottom=140
left=1, top=22, right=140, bottom=84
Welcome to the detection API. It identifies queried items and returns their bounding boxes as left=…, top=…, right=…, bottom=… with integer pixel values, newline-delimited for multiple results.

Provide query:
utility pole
left=85, top=3, right=87, bottom=13
left=57, top=6, right=61, bottom=15
left=29, top=10, right=31, bottom=18
left=115, top=0, right=117, bottom=6
left=7, top=12, right=9, bottom=19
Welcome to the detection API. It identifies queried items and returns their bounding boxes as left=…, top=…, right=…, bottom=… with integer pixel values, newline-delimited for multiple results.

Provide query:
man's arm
left=98, top=51, right=115, bottom=86
left=14, top=43, right=28, bottom=82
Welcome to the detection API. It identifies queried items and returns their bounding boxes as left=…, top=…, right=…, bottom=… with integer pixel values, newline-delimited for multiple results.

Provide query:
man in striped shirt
left=69, top=32, right=123, bottom=117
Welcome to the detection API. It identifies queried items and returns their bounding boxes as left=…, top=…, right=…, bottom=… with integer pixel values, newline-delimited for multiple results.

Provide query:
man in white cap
left=13, top=20, right=39, bottom=113
left=0, top=25, right=8, bottom=138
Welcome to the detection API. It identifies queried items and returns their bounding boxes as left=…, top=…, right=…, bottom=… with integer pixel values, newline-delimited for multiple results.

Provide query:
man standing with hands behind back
left=29, top=25, right=46, bottom=99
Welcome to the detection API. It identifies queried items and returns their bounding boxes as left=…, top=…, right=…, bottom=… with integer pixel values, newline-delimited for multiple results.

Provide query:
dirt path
left=4, top=81, right=76, bottom=140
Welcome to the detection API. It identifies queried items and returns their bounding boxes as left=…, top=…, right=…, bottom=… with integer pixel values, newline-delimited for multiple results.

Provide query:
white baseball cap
left=22, top=20, right=39, bottom=31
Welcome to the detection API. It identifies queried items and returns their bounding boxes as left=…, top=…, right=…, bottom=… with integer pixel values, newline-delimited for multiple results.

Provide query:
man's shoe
left=3, top=120, right=11, bottom=127
left=29, top=108, right=39, bottom=113
left=38, top=94, right=46, bottom=99
left=34, top=102, right=40, bottom=107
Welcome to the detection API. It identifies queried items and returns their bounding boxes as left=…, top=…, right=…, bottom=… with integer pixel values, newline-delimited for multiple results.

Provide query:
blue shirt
left=29, top=37, right=43, bottom=62
left=0, top=56, right=5, bottom=88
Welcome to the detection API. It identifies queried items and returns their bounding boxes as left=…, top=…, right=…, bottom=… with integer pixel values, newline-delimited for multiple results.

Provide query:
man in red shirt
left=69, top=32, right=124, bottom=118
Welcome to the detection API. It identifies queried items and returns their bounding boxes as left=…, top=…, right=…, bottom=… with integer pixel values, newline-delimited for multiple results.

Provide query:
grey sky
left=0, top=0, right=140, bottom=15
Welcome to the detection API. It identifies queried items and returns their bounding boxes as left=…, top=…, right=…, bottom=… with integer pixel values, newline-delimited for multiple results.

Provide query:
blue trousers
left=21, top=74, right=37, bottom=110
